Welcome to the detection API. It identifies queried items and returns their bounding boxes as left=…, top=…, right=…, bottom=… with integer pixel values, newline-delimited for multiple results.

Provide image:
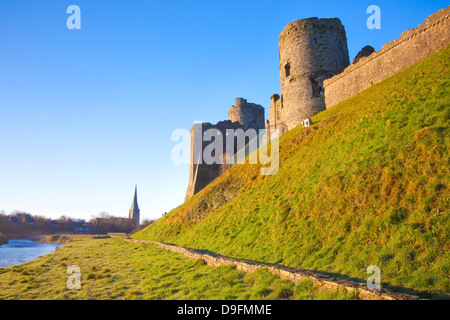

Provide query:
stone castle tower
left=271, top=17, right=350, bottom=130
left=129, top=185, right=140, bottom=224
left=185, top=98, right=265, bottom=201
left=228, top=98, right=265, bottom=131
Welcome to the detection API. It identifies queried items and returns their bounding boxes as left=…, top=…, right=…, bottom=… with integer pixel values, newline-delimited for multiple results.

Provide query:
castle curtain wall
left=324, top=7, right=450, bottom=109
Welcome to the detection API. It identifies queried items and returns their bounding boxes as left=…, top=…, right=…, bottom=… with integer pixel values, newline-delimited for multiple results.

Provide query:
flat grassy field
left=134, top=46, right=450, bottom=299
left=0, top=237, right=358, bottom=300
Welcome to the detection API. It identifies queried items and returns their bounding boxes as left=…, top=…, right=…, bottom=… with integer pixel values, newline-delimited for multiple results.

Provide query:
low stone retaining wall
left=125, top=238, right=422, bottom=300
left=108, top=233, right=128, bottom=237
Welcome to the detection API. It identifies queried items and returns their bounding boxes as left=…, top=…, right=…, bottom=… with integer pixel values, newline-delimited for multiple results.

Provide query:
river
left=0, top=239, right=62, bottom=268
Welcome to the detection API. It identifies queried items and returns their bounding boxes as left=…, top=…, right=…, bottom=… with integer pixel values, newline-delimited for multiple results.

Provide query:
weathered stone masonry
left=185, top=98, right=265, bottom=201
left=125, top=238, right=422, bottom=300
left=274, top=17, right=350, bottom=131
left=324, top=6, right=450, bottom=109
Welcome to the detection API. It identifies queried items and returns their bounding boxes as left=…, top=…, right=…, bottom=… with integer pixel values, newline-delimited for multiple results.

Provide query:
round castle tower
left=278, top=17, right=350, bottom=129
left=228, top=98, right=265, bottom=130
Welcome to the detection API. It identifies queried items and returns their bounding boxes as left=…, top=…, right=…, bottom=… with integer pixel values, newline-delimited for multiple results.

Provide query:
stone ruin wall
left=324, top=6, right=450, bottom=109
left=184, top=121, right=243, bottom=201
left=229, top=97, right=265, bottom=130
left=185, top=98, right=265, bottom=201
left=266, top=94, right=288, bottom=137
left=278, top=17, right=350, bottom=130
left=268, top=94, right=282, bottom=128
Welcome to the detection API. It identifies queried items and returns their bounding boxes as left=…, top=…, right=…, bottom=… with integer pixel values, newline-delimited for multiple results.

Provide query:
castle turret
left=185, top=98, right=265, bottom=201
left=228, top=98, right=265, bottom=130
left=278, top=17, right=350, bottom=130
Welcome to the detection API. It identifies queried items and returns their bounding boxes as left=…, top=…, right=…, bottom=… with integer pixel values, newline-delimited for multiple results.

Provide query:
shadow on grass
left=313, top=270, right=448, bottom=300
left=189, top=245, right=444, bottom=300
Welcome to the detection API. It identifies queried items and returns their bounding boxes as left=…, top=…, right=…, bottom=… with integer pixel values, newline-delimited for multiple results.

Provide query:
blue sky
left=0, top=0, right=447, bottom=221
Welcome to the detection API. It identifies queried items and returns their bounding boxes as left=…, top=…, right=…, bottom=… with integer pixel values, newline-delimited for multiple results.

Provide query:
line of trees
left=0, top=210, right=75, bottom=234
left=0, top=210, right=156, bottom=235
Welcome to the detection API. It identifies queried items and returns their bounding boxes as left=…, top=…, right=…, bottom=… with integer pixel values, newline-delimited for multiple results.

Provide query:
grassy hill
left=134, top=45, right=450, bottom=298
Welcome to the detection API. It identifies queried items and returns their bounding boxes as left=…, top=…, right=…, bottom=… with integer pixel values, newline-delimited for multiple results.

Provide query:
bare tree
left=97, top=212, right=111, bottom=218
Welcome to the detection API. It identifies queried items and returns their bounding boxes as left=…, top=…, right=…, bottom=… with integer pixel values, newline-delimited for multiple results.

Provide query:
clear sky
left=0, top=0, right=447, bottom=221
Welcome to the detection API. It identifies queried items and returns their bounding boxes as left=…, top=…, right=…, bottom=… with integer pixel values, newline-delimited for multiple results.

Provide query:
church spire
left=129, top=185, right=140, bottom=224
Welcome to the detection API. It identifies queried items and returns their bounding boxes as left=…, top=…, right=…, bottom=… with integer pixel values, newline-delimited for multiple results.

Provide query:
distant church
left=129, top=185, right=140, bottom=225
left=88, top=185, right=141, bottom=233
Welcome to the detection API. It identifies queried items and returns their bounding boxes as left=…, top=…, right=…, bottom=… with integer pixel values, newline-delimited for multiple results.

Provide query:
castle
left=185, top=98, right=265, bottom=201
left=185, top=6, right=450, bottom=201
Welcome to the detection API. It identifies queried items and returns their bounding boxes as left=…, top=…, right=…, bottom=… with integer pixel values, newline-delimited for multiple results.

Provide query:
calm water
left=0, top=240, right=62, bottom=268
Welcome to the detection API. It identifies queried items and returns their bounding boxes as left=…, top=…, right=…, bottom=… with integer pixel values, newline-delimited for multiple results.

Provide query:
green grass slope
left=134, top=46, right=450, bottom=298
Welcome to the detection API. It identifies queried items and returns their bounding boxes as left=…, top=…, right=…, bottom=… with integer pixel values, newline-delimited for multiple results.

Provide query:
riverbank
left=0, top=233, right=8, bottom=245
left=3, top=233, right=72, bottom=245
left=32, top=234, right=73, bottom=245
left=3, top=233, right=111, bottom=245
